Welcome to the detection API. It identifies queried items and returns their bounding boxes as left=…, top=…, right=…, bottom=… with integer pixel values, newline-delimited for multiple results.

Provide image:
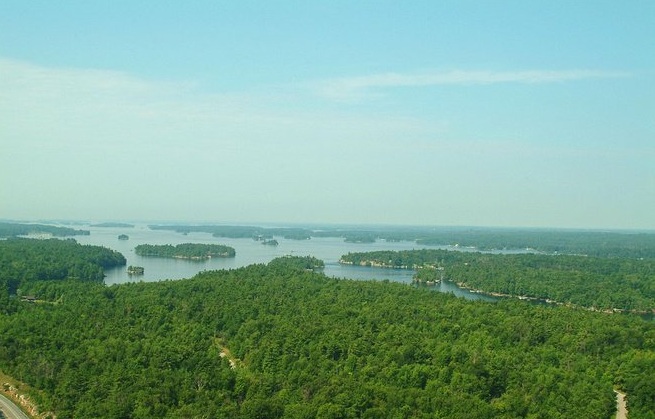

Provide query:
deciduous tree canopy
left=0, top=238, right=125, bottom=310
left=0, top=242, right=653, bottom=418
left=341, top=249, right=655, bottom=311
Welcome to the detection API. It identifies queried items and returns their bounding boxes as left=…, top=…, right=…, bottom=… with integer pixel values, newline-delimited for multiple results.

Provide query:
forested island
left=127, top=265, right=144, bottom=275
left=151, top=224, right=313, bottom=240
left=149, top=224, right=655, bottom=258
left=268, top=255, right=325, bottom=271
left=90, top=222, right=135, bottom=228
left=340, top=249, right=655, bottom=312
left=134, top=243, right=236, bottom=259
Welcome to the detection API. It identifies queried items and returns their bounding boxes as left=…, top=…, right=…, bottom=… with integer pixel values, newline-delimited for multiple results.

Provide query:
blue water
left=73, top=224, right=496, bottom=301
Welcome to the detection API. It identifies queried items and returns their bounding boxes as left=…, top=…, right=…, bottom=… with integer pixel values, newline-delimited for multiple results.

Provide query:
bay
left=73, top=224, right=497, bottom=301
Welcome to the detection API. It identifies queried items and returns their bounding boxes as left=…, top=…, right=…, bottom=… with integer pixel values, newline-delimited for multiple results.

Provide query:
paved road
left=0, top=394, right=29, bottom=419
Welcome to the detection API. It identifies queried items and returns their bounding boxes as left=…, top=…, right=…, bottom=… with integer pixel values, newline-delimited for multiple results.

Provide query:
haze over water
left=2, top=2, right=653, bottom=230
left=74, top=224, right=496, bottom=302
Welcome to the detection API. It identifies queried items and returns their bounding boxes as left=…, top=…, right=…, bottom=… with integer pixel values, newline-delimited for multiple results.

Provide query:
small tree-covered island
left=134, top=243, right=236, bottom=259
left=126, top=265, right=144, bottom=275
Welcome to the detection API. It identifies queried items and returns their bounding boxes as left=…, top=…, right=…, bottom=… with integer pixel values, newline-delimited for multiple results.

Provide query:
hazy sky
left=1, top=1, right=654, bottom=229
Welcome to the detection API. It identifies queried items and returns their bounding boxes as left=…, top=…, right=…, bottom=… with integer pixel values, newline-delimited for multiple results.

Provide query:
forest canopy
left=340, top=249, right=655, bottom=312
left=0, top=238, right=126, bottom=310
left=0, top=257, right=653, bottom=418
left=1, top=232, right=654, bottom=417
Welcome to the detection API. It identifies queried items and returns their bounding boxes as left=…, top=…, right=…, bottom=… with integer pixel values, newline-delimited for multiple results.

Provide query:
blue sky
left=1, top=1, right=654, bottom=229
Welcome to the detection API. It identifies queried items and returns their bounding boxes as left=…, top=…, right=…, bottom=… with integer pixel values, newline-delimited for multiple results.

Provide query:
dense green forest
left=134, top=243, right=236, bottom=259
left=0, top=222, right=90, bottom=238
left=267, top=255, right=325, bottom=271
left=0, top=259, right=654, bottom=417
left=340, top=249, right=655, bottom=312
left=1, top=238, right=654, bottom=418
left=340, top=249, right=464, bottom=269
left=446, top=253, right=655, bottom=312
left=148, top=224, right=655, bottom=258
left=0, top=238, right=126, bottom=309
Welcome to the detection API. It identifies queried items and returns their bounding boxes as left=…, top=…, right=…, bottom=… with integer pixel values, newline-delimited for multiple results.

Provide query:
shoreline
left=338, top=259, right=653, bottom=316
left=453, top=280, right=654, bottom=315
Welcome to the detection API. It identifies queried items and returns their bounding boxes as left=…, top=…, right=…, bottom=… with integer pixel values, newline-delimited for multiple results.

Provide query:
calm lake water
left=73, top=224, right=497, bottom=301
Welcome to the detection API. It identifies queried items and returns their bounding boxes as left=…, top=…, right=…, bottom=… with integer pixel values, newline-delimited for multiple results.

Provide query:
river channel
left=73, top=224, right=497, bottom=301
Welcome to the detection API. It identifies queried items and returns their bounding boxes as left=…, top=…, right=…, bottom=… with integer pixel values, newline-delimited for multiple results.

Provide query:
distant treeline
left=340, top=249, right=655, bottom=311
left=149, top=224, right=655, bottom=259
left=415, top=229, right=655, bottom=259
left=90, top=222, right=135, bottom=228
left=0, top=222, right=90, bottom=238
left=134, top=243, right=236, bottom=259
left=149, top=224, right=312, bottom=240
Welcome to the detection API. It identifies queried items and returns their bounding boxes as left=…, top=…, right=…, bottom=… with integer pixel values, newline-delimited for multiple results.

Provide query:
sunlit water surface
left=74, top=224, right=498, bottom=301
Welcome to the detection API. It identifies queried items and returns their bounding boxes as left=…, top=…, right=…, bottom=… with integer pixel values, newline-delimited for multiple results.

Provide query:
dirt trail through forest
left=615, top=390, right=627, bottom=419
left=214, top=338, right=241, bottom=370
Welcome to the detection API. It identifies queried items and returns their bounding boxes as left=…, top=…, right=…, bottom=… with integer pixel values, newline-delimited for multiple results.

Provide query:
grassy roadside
left=0, top=370, right=54, bottom=419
